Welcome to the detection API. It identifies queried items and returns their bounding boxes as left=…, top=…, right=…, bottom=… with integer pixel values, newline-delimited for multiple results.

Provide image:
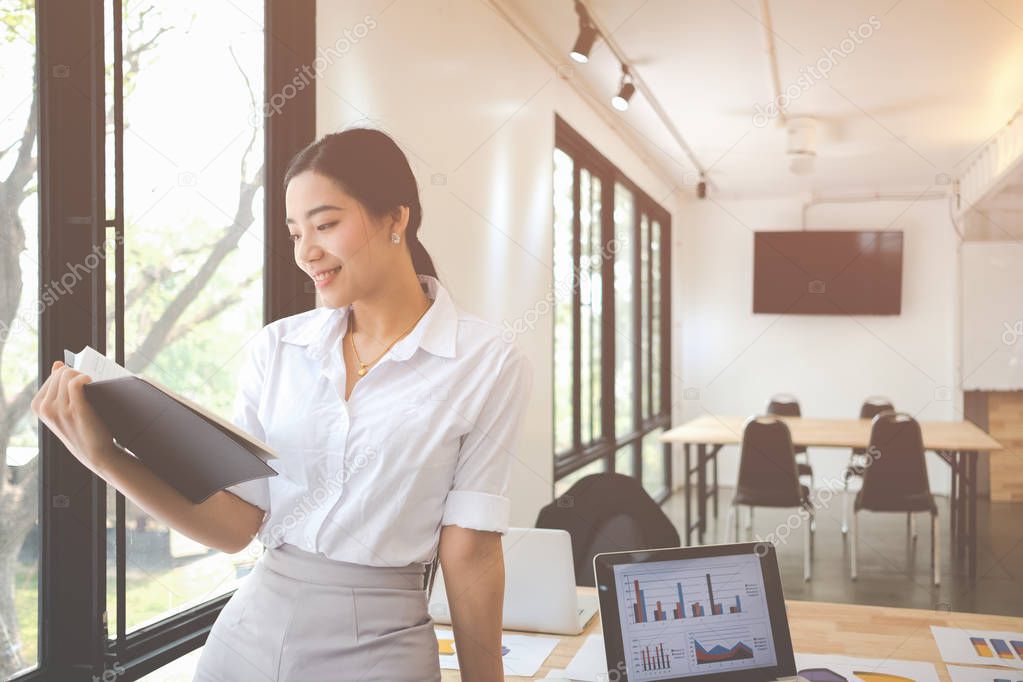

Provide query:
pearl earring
left=391, top=232, right=400, bottom=245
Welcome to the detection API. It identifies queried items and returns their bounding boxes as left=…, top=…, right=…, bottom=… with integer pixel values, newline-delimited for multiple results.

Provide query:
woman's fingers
left=67, top=373, right=92, bottom=413
left=56, top=364, right=73, bottom=408
left=31, top=361, right=60, bottom=415
left=37, top=361, right=64, bottom=419
left=43, top=361, right=64, bottom=409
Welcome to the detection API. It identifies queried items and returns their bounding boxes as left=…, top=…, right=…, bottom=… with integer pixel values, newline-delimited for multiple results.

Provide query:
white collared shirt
left=224, top=274, right=533, bottom=566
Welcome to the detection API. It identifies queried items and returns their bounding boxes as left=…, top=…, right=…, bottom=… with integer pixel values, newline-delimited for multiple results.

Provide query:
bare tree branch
left=164, top=271, right=261, bottom=347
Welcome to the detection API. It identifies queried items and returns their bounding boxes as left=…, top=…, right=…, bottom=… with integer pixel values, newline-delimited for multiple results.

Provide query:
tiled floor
left=663, top=486, right=1023, bottom=617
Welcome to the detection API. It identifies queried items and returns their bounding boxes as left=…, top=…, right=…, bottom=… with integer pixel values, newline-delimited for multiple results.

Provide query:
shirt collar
left=280, top=274, right=458, bottom=362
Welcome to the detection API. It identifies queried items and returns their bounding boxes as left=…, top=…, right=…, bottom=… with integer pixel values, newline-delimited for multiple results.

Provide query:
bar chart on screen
left=612, top=553, right=779, bottom=681
left=620, top=561, right=765, bottom=625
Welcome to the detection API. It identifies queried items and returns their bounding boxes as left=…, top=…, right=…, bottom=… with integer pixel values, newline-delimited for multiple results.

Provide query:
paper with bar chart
left=611, top=553, right=778, bottom=681
left=931, top=627, right=1023, bottom=669
left=794, top=653, right=941, bottom=682
left=947, top=664, right=1023, bottom=682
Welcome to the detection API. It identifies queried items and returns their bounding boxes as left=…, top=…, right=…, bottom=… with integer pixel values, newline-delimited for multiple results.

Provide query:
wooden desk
left=440, top=592, right=1023, bottom=681
left=661, top=415, right=1003, bottom=579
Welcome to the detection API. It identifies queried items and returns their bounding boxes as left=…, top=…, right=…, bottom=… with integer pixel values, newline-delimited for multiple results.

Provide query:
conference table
left=439, top=590, right=1023, bottom=680
left=660, top=415, right=1004, bottom=579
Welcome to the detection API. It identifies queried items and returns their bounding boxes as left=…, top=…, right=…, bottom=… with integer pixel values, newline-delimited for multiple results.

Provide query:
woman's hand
left=31, top=360, right=118, bottom=476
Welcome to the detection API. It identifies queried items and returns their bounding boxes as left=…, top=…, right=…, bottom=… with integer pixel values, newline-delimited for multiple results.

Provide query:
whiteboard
left=961, top=242, right=1023, bottom=390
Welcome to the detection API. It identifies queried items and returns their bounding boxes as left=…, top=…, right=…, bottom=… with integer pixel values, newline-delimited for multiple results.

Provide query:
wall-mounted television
left=753, top=230, right=903, bottom=315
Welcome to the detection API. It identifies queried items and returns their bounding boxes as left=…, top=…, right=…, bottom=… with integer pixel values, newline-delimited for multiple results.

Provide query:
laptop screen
left=610, top=552, right=779, bottom=680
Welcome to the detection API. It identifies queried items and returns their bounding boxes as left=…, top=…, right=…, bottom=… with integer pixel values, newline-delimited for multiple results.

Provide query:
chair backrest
left=853, top=397, right=895, bottom=455
left=535, top=473, right=680, bottom=587
left=735, top=417, right=803, bottom=507
left=859, top=412, right=930, bottom=508
left=859, top=396, right=894, bottom=419
left=766, top=393, right=801, bottom=417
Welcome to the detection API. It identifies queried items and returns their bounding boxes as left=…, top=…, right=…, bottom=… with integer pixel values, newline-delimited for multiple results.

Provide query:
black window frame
left=552, top=115, right=672, bottom=501
left=23, top=1, right=315, bottom=679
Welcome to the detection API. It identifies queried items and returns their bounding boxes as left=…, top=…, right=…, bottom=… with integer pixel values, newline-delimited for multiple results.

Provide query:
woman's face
left=285, top=170, right=407, bottom=309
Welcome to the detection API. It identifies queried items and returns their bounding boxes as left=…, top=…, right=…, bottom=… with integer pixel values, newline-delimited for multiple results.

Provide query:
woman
left=30, top=128, right=533, bottom=681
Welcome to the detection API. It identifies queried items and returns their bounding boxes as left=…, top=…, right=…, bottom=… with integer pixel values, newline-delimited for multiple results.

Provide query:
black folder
left=74, top=352, right=278, bottom=504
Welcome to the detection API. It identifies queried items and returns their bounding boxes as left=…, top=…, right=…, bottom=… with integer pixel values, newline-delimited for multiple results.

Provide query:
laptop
left=428, top=527, right=599, bottom=635
left=593, top=542, right=800, bottom=682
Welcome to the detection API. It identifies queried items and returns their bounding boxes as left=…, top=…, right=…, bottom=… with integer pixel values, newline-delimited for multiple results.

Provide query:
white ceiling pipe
left=801, top=190, right=949, bottom=230
left=759, top=0, right=787, bottom=127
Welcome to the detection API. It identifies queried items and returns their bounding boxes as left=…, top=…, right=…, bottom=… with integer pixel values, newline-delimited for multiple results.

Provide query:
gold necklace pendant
left=349, top=300, right=432, bottom=378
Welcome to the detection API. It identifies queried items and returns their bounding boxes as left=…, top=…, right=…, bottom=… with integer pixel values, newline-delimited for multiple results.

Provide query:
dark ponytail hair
left=283, top=128, right=438, bottom=279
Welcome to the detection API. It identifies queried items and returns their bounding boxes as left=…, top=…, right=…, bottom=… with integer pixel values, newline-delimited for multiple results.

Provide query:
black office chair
left=850, top=412, right=940, bottom=585
left=841, top=397, right=895, bottom=534
left=766, top=394, right=814, bottom=486
left=765, top=394, right=814, bottom=532
left=728, top=417, right=814, bottom=581
left=536, top=473, right=680, bottom=587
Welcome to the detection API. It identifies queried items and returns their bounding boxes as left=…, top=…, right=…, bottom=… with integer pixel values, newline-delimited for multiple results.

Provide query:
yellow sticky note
left=438, top=638, right=456, bottom=656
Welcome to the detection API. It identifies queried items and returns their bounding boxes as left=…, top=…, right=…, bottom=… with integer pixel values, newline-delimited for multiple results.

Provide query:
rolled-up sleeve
left=224, top=327, right=271, bottom=515
left=441, top=344, right=533, bottom=534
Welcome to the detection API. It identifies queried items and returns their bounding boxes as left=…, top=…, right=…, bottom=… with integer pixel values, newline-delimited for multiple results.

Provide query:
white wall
left=316, top=0, right=681, bottom=526
left=673, top=195, right=959, bottom=495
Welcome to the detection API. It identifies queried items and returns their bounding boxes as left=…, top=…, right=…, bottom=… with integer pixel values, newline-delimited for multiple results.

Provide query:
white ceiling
left=504, top=0, right=1023, bottom=198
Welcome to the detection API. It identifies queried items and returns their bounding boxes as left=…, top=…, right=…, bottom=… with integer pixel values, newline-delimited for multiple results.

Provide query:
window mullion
left=37, top=0, right=110, bottom=676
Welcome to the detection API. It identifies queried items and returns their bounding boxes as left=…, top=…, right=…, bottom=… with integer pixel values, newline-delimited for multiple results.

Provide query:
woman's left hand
left=30, top=360, right=118, bottom=476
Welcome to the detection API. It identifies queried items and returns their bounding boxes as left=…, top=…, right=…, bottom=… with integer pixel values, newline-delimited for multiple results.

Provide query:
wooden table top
left=440, top=592, right=1023, bottom=680
left=660, top=415, right=1004, bottom=452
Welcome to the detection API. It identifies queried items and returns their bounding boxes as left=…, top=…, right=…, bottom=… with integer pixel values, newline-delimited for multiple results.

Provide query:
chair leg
left=804, top=508, right=813, bottom=582
left=842, top=475, right=850, bottom=535
left=807, top=481, right=816, bottom=533
left=726, top=506, right=736, bottom=543
left=908, top=513, right=917, bottom=543
left=932, top=511, right=941, bottom=586
left=850, top=510, right=858, bottom=581
left=747, top=507, right=754, bottom=540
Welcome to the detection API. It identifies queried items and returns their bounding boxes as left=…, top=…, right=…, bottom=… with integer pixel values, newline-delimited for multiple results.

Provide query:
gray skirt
left=193, top=543, right=441, bottom=681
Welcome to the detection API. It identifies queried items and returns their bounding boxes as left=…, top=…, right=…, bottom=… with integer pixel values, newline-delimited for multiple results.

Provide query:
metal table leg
left=949, top=450, right=958, bottom=544
left=697, top=443, right=707, bottom=544
left=712, top=452, right=719, bottom=520
left=968, top=452, right=978, bottom=579
left=684, top=444, right=692, bottom=546
left=958, top=451, right=967, bottom=562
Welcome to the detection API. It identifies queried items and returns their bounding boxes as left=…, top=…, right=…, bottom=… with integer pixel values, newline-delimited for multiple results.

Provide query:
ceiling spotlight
left=611, top=66, right=635, bottom=111
left=570, top=1, right=598, bottom=63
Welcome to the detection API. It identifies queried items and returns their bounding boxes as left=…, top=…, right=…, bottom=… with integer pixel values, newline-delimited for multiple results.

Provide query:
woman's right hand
left=31, top=360, right=118, bottom=476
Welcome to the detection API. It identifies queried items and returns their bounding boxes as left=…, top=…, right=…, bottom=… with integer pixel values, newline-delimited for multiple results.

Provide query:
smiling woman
left=184, top=127, right=534, bottom=680
left=283, top=128, right=438, bottom=301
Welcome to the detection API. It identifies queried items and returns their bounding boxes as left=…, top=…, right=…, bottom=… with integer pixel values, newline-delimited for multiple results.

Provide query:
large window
left=7, top=1, right=314, bottom=679
left=552, top=116, right=672, bottom=501
left=102, top=0, right=266, bottom=641
left=1, top=1, right=41, bottom=677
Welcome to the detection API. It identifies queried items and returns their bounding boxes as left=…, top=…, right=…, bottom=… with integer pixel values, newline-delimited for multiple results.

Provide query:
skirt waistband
left=261, top=543, right=429, bottom=590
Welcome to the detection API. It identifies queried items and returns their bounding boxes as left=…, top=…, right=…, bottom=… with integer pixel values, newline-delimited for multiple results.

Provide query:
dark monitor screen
left=753, top=230, right=903, bottom=315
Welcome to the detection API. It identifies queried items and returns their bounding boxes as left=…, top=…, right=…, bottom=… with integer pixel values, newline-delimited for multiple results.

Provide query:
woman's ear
left=388, top=205, right=410, bottom=236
